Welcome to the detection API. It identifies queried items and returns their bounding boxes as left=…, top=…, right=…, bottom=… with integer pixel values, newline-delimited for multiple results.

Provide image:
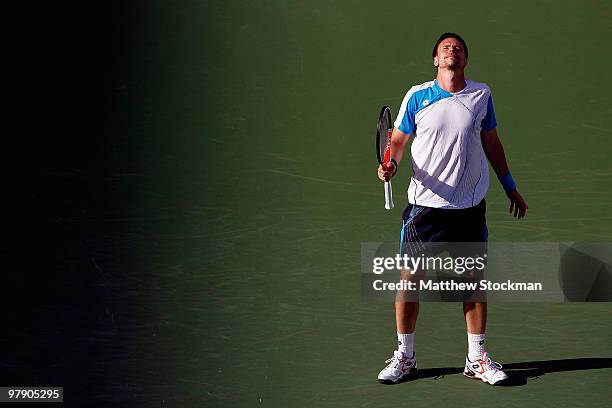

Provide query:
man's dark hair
left=432, top=32, right=469, bottom=58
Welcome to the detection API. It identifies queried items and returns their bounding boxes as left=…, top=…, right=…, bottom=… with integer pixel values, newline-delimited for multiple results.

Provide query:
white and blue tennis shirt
left=394, top=79, right=497, bottom=209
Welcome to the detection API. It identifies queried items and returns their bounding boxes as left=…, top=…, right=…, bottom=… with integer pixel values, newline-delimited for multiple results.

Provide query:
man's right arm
left=377, top=128, right=411, bottom=182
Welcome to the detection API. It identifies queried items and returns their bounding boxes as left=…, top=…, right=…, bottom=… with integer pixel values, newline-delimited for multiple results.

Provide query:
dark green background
left=4, top=1, right=612, bottom=406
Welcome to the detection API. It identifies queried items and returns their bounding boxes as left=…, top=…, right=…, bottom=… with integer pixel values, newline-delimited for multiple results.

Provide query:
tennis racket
left=376, top=105, right=394, bottom=210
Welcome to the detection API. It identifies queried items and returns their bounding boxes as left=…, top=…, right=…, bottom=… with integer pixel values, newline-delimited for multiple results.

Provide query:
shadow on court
left=393, top=358, right=612, bottom=386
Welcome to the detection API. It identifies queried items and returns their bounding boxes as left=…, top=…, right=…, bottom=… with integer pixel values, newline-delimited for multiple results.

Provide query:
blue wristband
left=498, top=172, right=517, bottom=193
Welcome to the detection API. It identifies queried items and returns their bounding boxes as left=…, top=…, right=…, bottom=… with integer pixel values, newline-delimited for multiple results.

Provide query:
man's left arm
left=481, top=128, right=528, bottom=219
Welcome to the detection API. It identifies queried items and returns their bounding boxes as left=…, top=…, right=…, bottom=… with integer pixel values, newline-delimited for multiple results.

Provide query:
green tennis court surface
left=8, top=0, right=612, bottom=406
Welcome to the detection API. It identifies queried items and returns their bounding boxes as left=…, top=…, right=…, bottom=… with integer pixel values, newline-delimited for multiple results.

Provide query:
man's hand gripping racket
left=376, top=106, right=396, bottom=210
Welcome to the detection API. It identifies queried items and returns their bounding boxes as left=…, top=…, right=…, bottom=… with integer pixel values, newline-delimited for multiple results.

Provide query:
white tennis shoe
left=378, top=351, right=418, bottom=384
left=463, top=352, right=509, bottom=385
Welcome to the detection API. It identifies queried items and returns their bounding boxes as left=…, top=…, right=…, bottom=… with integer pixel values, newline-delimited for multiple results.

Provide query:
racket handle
left=384, top=180, right=394, bottom=210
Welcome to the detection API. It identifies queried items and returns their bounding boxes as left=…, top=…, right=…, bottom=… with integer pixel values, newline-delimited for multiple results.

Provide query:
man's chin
left=444, top=62, right=465, bottom=70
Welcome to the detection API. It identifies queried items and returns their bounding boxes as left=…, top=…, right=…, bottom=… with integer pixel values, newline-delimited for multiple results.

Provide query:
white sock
left=467, top=332, right=486, bottom=360
left=397, top=332, right=414, bottom=356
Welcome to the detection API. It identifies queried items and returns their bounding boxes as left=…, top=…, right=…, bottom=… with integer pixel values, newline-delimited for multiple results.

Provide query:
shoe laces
left=482, top=353, right=502, bottom=372
left=385, top=351, right=409, bottom=368
left=384, top=356, right=397, bottom=365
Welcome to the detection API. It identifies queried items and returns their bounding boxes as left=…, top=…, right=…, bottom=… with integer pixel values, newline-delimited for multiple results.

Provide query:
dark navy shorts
left=400, top=199, right=488, bottom=257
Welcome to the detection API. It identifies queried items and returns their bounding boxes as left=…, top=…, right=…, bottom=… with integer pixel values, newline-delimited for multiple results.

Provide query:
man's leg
left=378, top=271, right=420, bottom=384
left=396, top=301, right=419, bottom=334
left=464, top=301, right=487, bottom=359
left=463, top=301, right=486, bottom=334
left=378, top=202, right=427, bottom=384
left=397, top=267, right=421, bottom=333
left=462, top=301, right=509, bottom=384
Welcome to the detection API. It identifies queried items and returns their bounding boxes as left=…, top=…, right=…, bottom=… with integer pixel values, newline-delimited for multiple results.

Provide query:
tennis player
left=376, top=32, right=528, bottom=385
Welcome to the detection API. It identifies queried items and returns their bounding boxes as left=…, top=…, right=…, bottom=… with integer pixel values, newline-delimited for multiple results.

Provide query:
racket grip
left=384, top=180, right=394, bottom=210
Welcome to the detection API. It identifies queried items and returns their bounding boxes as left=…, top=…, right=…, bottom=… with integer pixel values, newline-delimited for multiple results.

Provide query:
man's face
left=434, top=37, right=467, bottom=70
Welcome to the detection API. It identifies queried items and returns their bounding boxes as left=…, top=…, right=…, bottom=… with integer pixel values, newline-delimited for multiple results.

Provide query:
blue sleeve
left=398, top=96, right=417, bottom=135
left=481, top=94, right=497, bottom=131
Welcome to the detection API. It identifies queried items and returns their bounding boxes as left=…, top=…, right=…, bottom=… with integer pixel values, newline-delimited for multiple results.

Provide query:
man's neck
left=436, top=69, right=467, bottom=93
